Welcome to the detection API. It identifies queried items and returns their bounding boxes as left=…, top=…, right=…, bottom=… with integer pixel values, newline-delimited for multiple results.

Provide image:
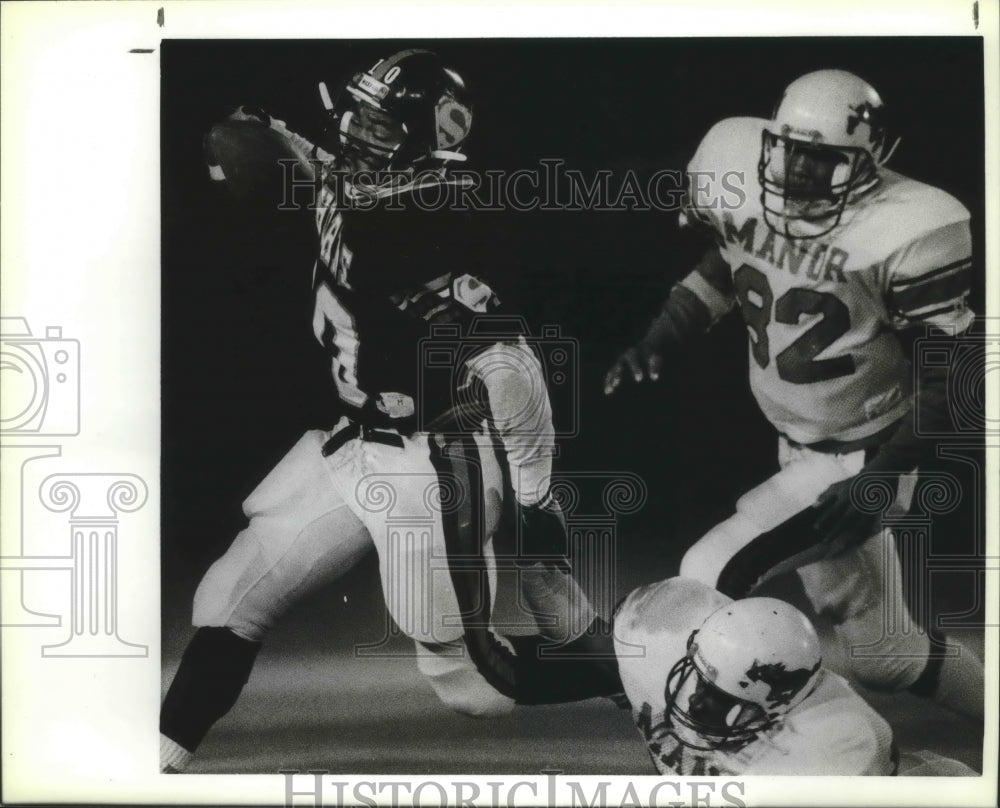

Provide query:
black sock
left=160, top=627, right=262, bottom=752
left=907, top=633, right=984, bottom=723
left=907, top=650, right=944, bottom=698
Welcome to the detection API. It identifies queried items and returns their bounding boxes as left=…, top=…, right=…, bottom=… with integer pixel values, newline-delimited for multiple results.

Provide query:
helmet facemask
left=338, top=98, right=408, bottom=175
left=663, top=632, right=772, bottom=752
left=759, top=130, right=879, bottom=240
left=758, top=69, right=899, bottom=240
left=321, top=50, right=472, bottom=195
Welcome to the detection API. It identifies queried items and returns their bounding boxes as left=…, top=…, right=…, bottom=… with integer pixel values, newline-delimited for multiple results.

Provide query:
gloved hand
left=603, top=340, right=664, bottom=395
left=516, top=495, right=570, bottom=570
left=463, top=627, right=523, bottom=700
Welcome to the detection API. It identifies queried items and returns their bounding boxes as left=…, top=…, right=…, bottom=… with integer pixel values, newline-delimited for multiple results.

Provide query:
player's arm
left=459, top=622, right=621, bottom=706
left=229, top=106, right=335, bottom=163
left=447, top=558, right=622, bottom=705
left=604, top=119, right=740, bottom=396
left=432, top=434, right=619, bottom=704
left=202, top=106, right=327, bottom=201
left=603, top=244, right=734, bottom=394
left=442, top=456, right=621, bottom=704
left=814, top=218, right=975, bottom=552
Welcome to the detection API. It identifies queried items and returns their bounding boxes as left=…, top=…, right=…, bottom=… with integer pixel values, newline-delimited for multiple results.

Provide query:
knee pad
left=192, top=528, right=271, bottom=642
left=832, top=621, right=930, bottom=692
left=849, top=654, right=930, bottom=693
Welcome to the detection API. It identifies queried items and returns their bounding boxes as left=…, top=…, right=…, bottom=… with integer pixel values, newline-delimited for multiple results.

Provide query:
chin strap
left=346, top=170, right=476, bottom=201
left=429, top=149, right=468, bottom=163
left=318, top=81, right=334, bottom=110
left=877, top=135, right=901, bottom=167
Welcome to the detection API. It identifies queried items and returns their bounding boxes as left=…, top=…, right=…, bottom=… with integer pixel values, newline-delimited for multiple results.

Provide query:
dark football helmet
left=320, top=49, right=473, bottom=181
left=758, top=69, right=899, bottom=239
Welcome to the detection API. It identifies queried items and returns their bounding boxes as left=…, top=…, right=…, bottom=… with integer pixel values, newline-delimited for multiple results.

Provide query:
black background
left=162, top=38, right=986, bottom=651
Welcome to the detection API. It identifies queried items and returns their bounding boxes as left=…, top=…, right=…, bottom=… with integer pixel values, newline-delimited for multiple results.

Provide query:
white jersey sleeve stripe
left=904, top=300, right=972, bottom=323
left=887, top=263, right=972, bottom=317
left=888, top=257, right=972, bottom=290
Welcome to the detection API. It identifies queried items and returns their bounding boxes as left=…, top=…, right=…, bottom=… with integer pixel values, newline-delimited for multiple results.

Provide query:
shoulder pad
left=688, top=117, right=767, bottom=175
left=685, top=118, right=766, bottom=233
left=850, top=171, right=970, bottom=255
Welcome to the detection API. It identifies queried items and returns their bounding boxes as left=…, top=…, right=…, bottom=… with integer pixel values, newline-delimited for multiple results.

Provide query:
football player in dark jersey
left=160, top=49, right=617, bottom=773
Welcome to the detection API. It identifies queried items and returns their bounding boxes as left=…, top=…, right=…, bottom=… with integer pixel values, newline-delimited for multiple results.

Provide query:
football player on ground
left=614, top=577, right=894, bottom=775
left=604, top=70, right=984, bottom=723
left=159, top=49, right=617, bottom=773
left=458, top=574, right=976, bottom=775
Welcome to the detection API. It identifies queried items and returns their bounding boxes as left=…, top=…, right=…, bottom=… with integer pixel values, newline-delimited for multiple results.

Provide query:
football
left=203, top=118, right=316, bottom=202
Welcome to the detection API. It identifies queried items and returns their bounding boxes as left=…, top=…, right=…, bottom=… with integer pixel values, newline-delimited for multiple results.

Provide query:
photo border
left=2, top=1, right=997, bottom=805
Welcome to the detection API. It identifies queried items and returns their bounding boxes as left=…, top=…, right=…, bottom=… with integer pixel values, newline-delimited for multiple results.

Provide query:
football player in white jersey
left=604, top=70, right=984, bottom=722
left=616, top=578, right=977, bottom=775
left=458, top=572, right=977, bottom=775
left=159, top=49, right=617, bottom=773
left=615, top=577, right=894, bottom=776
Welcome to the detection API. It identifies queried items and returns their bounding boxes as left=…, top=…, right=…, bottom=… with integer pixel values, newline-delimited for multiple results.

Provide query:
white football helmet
left=759, top=69, right=899, bottom=238
left=664, top=597, right=822, bottom=750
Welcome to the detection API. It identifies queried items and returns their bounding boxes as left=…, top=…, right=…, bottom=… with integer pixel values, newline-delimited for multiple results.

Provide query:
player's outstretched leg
left=797, top=531, right=984, bottom=723
left=160, top=627, right=261, bottom=772
left=160, top=429, right=373, bottom=772
left=467, top=341, right=621, bottom=691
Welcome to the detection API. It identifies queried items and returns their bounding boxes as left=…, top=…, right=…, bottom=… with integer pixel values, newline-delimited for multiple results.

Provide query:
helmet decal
left=436, top=96, right=472, bottom=149
left=664, top=597, right=823, bottom=752
left=354, top=73, right=391, bottom=104
left=744, top=658, right=823, bottom=708
left=846, top=101, right=886, bottom=146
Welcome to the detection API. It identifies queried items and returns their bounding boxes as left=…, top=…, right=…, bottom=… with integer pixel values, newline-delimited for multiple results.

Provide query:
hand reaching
left=603, top=342, right=663, bottom=395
